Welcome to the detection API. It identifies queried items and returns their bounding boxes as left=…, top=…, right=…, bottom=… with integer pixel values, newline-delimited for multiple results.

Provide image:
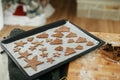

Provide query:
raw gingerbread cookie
left=66, top=32, right=77, bottom=38
left=75, top=45, right=83, bottom=50
left=40, top=52, right=48, bottom=58
left=50, top=38, right=62, bottom=45
left=87, top=41, right=94, bottom=46
left=76, top=37, right=87, bottom=43
left=18, top=51, right=32, bottom=59
left=53, top=52, right=61, bottom=57
left=14, top=41, right=27, bottom=47
left=64, top=47, right=76, bottom=56
left=29, top=46, right=36, bottom=51
left=32, top=41, right=43, bottom=47
left=55, top=26, right=70, bottom=32
left=67, top=39, right=75, bottom=43
left=13, top=48, right=21, bottom=53
left=36, top=32, right=48, bottom=38
left=39, top=47, right=47, bottom=52
left=51, top=32, right=64, bottom=38
left=47, top=57, right=55, bottom=64
left=55, top=46, right=63, bottom=51
left=27, top=37, right=34, bottom=42
left=24, top=55, right=44, bottom=71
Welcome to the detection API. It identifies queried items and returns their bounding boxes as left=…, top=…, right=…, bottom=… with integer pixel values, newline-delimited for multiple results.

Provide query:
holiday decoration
left=2, top=0, right=54, bottom=27
left=13, top=2, right=26, bottom=16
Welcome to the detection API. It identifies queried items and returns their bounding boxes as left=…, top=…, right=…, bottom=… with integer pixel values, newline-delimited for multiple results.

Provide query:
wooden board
left=67, top=32, right=120, bottom=80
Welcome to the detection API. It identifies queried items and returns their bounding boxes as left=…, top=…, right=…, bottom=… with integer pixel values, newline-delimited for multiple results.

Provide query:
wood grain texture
left=67, top=32, right=120, bottom=80
left=47, top=0, right=120, bottom=33
left=0, top=0, right=120, bottom=38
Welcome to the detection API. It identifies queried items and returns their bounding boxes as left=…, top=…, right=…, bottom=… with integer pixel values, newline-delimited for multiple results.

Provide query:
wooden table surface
left=67, top=32, right=120, bottom=80
left=0, top=25, right=34, bottom=38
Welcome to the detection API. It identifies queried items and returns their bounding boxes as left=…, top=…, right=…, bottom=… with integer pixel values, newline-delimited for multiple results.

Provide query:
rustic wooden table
left=67, top=32, right=120, bottom=80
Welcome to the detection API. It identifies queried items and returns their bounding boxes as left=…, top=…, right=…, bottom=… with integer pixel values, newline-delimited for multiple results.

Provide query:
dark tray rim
left=0, top=19, right=105, bottom=80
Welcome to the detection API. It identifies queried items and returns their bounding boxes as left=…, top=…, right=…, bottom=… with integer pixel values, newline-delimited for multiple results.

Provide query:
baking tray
left=0, top=19, right=105, bottom=80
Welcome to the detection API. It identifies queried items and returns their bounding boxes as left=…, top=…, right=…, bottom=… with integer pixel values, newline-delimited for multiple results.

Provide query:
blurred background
left=0, top=0, right=120, bottom=38
left=47, top=0, right=120, bottom=33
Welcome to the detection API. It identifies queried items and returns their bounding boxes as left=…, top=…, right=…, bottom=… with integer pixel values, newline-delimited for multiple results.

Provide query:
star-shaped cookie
left=32, top=41, right=43, bottom=47
left=18, top=51, right=32, bottom=59
left=47, top=57, right=55, bottom=64
left=13, top=48, right=21, bottom=53
left=39, top=47, right=47, bottom=52
left=29, top=46, right=36, bottom=51
left=53, top=52, right=61, bottom=57
left=14, top=41, right=27, bottom=47
left=40, top=52, right=48, bottom=58
left=24, top=55, right=44, bottom=71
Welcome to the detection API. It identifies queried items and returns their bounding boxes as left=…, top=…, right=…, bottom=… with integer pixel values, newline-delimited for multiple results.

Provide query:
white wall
left=0, top=0, right=3, bottom=31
